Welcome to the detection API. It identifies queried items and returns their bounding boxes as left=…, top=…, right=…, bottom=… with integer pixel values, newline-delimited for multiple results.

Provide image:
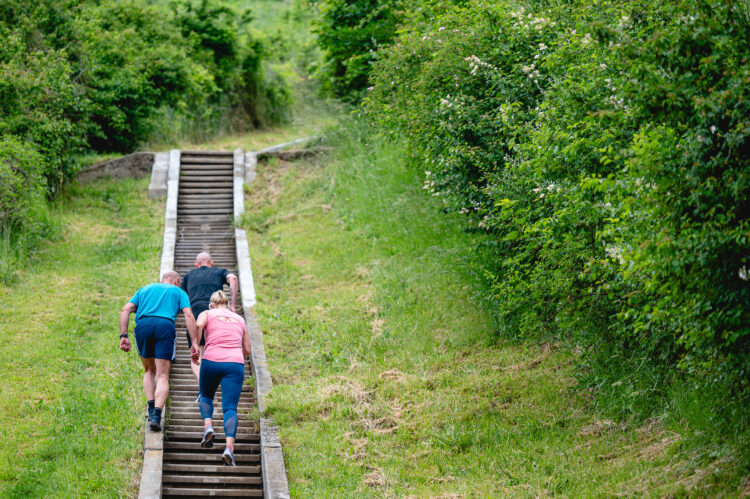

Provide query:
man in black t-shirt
left=181, top=252, right=239, bottom=385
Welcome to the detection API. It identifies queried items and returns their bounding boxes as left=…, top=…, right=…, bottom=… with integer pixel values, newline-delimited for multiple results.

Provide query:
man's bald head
left=161, top=271, right=181, bottom=286
left=195, top=252, right=213, bottom=268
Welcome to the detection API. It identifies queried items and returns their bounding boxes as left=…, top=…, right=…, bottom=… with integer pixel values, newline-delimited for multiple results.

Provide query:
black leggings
left=199, top=359, right=244, bottom=438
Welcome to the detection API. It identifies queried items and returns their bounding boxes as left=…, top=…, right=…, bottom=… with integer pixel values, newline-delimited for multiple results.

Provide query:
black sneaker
left=149, top=415, right=162, bottom=432
left=222, top=446, right=236, bottom=466
left=147, top=407, right=155, bottom=421
left=200, top=426, right=215, bottom=448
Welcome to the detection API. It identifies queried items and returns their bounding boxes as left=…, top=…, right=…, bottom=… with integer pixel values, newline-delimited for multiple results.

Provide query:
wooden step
left=164, top=441, right=260, bottom=452
left=163, top=452, right=260, bottom=463
left=162, top=474, right=262, bottom=485
left=164, top=463, right=260, bottom=474
left=162, top=487, right=263, bottom=497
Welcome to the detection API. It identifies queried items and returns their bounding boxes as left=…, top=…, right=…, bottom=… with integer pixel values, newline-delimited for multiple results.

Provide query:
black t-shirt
left=181, top=266, right=229, bottom=310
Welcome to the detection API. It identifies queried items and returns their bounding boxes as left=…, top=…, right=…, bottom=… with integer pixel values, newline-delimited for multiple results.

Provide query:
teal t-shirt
left=130, top=283, right=191, bottom=322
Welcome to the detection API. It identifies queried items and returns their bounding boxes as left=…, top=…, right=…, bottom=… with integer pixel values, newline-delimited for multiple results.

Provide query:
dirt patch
left=503, top=344, right=554, bottom=372
left=245, top=158, right=293, bottom=211
left=641, top=434, right=681, bottom=461
left=579, top=420, right=627, bottom=436
left=741, top=475, right=750, bottom=496
left=363, top=467, right=386, bottom=488
left=342, top=432, right=368, bottom=462
left=356, top=415, right=400, bottom=434
left=378, top=369, right=410, bottom=383
left=321, top=377, right=372, bottom=405
left=76, top=152, right=154, bottom=182
left=355, top=265, right=371, bottom=280
left=371, top=318, right=385, bottom=337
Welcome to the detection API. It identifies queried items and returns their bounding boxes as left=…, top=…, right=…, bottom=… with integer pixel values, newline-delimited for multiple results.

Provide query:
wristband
left=120, top=333, right=129, bottom=338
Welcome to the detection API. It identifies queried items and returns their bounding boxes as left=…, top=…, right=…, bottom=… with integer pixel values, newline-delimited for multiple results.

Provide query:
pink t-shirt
left=202, top=308, right=246, bottom=364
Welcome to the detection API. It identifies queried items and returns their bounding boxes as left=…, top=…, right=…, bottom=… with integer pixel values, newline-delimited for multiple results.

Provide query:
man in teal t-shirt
left=119, top=271, right=199, bottom=431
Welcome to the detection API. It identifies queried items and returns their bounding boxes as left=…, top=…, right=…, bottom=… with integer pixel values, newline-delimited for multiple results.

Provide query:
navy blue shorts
left=134, top=316, right=177, bottom=362
left=186, top=303, right=209, bottom=347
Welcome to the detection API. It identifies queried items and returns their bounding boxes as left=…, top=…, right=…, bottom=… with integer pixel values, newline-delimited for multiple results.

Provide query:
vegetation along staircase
left=162, top=151, right=263, bottom=497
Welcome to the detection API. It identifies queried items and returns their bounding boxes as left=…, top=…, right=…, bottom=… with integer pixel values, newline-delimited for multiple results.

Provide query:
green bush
left=0, top=137, right=56, bottom=281
left=618, top=1, right=750, bottom=393
left=364, top=0, right=750, bottom=427
left=0, top=0, right=292, bottom=281
left=315, top=0, right=401, bottom=100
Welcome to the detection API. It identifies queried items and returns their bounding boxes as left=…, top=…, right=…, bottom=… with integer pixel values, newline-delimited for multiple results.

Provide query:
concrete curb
left=234, top=148, right=291, bottom=499
left=139, top=150, right=179, bottom=498
left=138, top=419, right=164, bottom=499
left=148, top=152, right=169, bottom=199
left=76, top=152, right=155, bottom=183
left=257, top=136, right=311, bottom=155
left=159, top=150, right=180, bottom=280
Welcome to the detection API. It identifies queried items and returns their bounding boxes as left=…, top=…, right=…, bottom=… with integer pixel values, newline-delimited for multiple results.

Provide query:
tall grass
left=0, top=177, right=162, bottom=496
left=237, top=117, right=747, bottom=496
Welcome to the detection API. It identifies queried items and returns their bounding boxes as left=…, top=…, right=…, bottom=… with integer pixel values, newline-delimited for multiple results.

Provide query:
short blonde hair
left=210, top=290, right=229, bottom=306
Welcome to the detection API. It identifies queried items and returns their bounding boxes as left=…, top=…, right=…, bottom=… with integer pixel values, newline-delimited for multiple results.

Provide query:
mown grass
left=0, top=177, right=162, bottom=496
left=239, top=122, right=743, bottom=497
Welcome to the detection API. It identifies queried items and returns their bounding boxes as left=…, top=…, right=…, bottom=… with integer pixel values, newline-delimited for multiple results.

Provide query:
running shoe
left=222, top=446, right=236, bottom=466
left=149, top=414, right=162, bottom=432
left=200, top=426, right=215, bottom=448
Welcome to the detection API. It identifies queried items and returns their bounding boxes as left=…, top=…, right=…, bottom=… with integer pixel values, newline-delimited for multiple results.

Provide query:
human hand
left=120, top=337, right=131, bottom=352
left=230, top=305, right=236, bottom=313
left=190, top=344, right=200, bottom=365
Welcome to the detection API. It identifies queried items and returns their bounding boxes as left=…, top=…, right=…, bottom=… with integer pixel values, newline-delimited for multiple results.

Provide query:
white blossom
left=606, top=245, right=625, bottom=265
left=740, top=266, right=749, bottom=281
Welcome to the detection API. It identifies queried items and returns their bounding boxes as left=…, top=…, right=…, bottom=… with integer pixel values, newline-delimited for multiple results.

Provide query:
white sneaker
left=222, top=446, right=236, bottom=466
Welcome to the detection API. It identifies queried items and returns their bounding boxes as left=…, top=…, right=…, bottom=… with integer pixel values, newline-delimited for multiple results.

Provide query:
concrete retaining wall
left=76, top=152, right=155, bottom=182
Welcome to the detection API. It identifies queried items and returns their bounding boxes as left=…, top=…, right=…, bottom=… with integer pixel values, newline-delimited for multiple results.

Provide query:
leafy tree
left=316, top=0, right=400, bottom=100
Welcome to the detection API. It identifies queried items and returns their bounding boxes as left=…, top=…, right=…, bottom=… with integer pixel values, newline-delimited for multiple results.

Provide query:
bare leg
left=203, top=417, right=213, bottom=427
left=226, top=436, right=235, bottom=448
left=140, top=357, right=156, bottom=401
left=154, top=358, right=172, bottom=408
left=191, top=346, right=204, bottom=385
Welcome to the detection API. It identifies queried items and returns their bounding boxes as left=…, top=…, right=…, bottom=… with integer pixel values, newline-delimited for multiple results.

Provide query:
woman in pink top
left=192, top=290, right=251, bottom=466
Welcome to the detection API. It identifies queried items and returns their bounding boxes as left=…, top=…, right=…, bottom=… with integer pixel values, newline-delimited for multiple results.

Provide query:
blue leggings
left=199, top=360, right=245, bottom=439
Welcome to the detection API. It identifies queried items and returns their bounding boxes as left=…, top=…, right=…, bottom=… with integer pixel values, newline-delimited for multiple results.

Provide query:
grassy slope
left=0, top=117, right=329, bottom=495
left=240, top=125, right=738, bottom=497
left=0, top=178, right=162, bottom=496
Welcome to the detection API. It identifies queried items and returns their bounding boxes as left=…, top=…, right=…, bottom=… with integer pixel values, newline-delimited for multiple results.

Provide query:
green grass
left=0, top=177, right=162, bottom=496
left=239, top=122, right=744, bottom=497
left=144, top=102, right=338, bottom=153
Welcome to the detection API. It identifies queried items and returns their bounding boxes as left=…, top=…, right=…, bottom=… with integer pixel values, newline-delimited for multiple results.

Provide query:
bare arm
left=227, top=274, right=238, bottom=312
left=119, top=302, right=137, bottom=352
left=183, top=308, right=199, bottom=346
left=195, top=310, right=208, bottom=338
left=241, top=322, right=251, bottom=357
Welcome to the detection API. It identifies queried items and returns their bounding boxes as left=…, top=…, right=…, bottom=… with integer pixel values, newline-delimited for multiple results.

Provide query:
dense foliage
left=315, top=0, right=401, bottom=99
left=0, top=0, right=290, bottom=280
left=362, top=0, right=750, bottom=425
